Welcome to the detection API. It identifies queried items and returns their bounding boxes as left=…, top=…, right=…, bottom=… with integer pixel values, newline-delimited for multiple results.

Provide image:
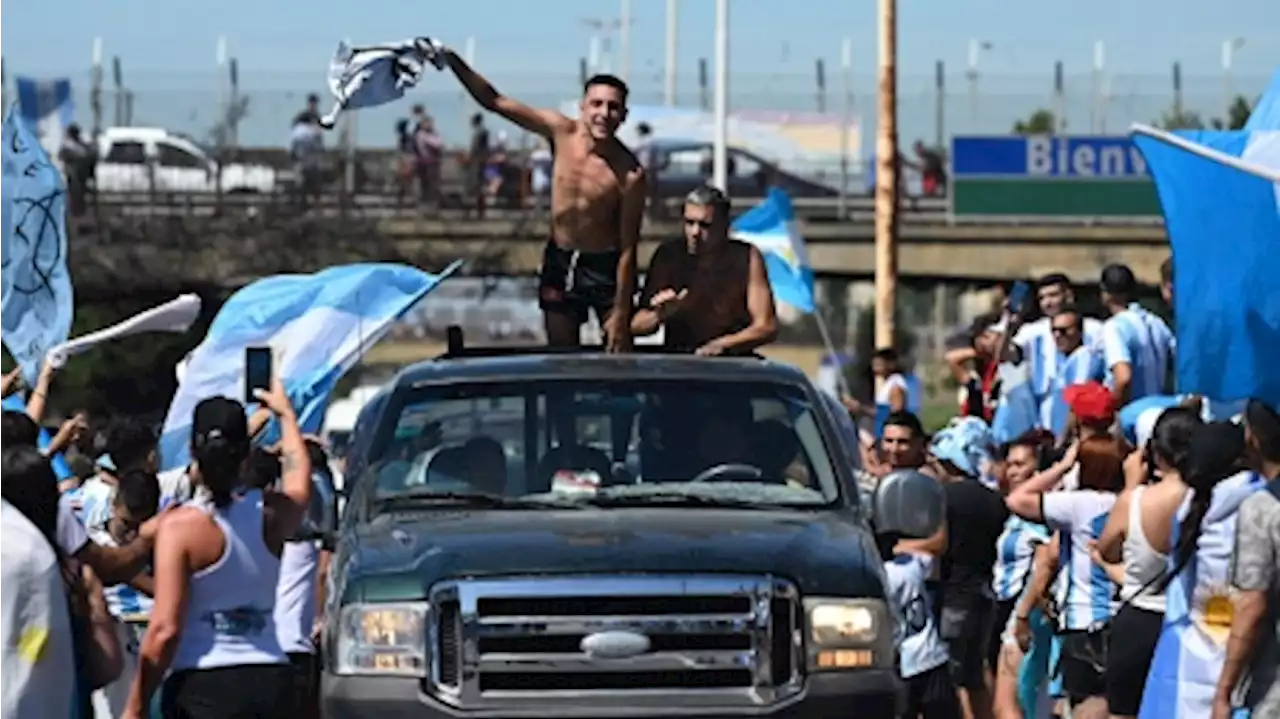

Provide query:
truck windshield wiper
left=375, top=490, right=580, bottom=510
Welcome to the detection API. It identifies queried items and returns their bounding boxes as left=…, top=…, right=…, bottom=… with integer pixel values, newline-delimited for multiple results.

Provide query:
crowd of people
left=2, top=363, right=333, bottom=719
left=853, top=262, right=1279, bottom=719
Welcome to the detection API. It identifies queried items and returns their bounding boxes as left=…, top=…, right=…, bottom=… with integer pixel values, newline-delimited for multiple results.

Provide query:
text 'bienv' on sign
left=1024, top=137, right=1149, bottom=178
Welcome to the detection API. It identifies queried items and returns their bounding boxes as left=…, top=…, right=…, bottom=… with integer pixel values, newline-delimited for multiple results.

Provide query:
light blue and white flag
left=1138, top=470, right=1265, bottom=719
left=321, top=37, right=446, bottom=129
left=989, top=361, right=1040, bottom=445
left=1130, top=116, right=1280, bottom=411
left=1243, top=69, right=1279, bottom=132
left=158, top=261, right=463, bottom=471
left=1, top=108, right=75, bottom=386
left=14, top=77, right=74, bottom=154
left=731, top=188, right=816, bottom=313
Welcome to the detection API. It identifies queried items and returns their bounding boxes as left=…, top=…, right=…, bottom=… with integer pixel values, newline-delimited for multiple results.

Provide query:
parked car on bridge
left=319, top=331, right=928, bottom=719
left=646, top=139, right=841, bottom=201
left=94, top=126, right=277, bottom=194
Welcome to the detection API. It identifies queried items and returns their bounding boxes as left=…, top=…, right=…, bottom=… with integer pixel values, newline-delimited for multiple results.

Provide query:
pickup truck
left=94, top=126, right=277, bottom=194
left=320, top=338, right=935, bottom=718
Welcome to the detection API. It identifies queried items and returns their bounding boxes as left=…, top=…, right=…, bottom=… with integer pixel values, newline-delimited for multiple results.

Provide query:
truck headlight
left=332, top=602, right=429, bottom=677
left=803, top=598, right=893, bottom=671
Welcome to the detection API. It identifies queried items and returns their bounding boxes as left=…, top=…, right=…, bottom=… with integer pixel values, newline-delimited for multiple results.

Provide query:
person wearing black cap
left=1214, top=400, right=1280, bottom=719
left=124, top=378, right=313, bottom=718
left=1099, top=263, right=1176, bottom=406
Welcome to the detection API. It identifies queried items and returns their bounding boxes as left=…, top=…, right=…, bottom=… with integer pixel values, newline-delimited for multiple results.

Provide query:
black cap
left=192, top=397, right=249, bottom=454
left=1100, top=263, right=1137, bottom=295
left=1185, top=420, right=1245, bottom=481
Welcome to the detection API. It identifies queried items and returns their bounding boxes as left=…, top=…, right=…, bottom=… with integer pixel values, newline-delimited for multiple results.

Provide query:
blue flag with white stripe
left=1, top=108, right=75, bottom=386
left=14, top=77, right=74, bottom=150
left=1244, top=69, right=1279, bottom=132
left=730, top=188, right=816, bottom=313
left=1130, top=119, right=1280, bottom=411
left=1, top=394, right=73, bottom=480
left=989, top=362, right=1040, bottom=445
left=158, top=261, right=462, bottom=471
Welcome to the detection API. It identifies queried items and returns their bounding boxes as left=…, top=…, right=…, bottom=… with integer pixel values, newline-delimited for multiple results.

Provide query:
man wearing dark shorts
left=438, top=46, right=646, bottom=351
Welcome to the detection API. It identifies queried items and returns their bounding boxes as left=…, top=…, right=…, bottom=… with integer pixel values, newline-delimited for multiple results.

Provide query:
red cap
left=1063, top=381, right=1115, bottom=424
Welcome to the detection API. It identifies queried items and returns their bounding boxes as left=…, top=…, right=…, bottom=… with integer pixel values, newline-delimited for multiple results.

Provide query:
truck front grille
left=425, top=575, right=803, bottom=712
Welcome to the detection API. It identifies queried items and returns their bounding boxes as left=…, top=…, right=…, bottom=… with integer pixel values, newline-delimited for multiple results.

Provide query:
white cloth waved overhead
left=321, top=37, right=446, bottom=129
left=46, top=293, right=201, bottom=368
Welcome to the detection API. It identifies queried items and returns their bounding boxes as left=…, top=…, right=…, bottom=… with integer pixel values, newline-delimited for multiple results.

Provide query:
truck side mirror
left=871, top=470, right=945, bottom=540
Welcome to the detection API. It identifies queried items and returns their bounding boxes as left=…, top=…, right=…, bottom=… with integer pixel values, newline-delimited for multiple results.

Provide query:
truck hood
left=339, top=507, right=886, bottom=602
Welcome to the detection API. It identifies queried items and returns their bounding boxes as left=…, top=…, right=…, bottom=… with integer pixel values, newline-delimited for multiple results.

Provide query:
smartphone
left=244, top=346, right=273, bottom=403
left=1007, top=281, right=1032, bottom=316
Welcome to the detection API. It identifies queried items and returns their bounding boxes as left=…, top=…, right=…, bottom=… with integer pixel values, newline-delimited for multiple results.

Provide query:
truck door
left=154, top=140, right=213, bottom=192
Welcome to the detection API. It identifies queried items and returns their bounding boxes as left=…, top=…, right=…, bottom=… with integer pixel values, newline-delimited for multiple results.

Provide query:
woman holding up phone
left=123, top=376, right=312, bottom=719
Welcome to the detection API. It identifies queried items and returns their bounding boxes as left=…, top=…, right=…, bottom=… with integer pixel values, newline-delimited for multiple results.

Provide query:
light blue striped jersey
left=86, top=525, right=153, bottom=619
left=74, top=475, right=116, bottom=533
left=1039, top=345, right=1107, bottom=438
left=1013, top=316, right=1105, bottom=397
left=1041, top=490, right=1119, bottom=630
left=992, top=516, right=1051, bottom=602
left=1102, top=303, right=1176, bottom=401
left=884, top=553, right=949, bottom=678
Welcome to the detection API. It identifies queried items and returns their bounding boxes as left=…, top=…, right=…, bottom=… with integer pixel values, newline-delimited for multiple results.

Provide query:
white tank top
left=170, top=489, right=287, bottom=671
left=273, top=541, right=320, bottom=655
left=876, top=373, right=922, bottom=414
left=1120, top=485, right=1167, bottom=613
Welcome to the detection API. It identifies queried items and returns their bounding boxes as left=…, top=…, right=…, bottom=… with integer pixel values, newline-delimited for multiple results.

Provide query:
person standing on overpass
left=436, top=45, right=647, bottom=352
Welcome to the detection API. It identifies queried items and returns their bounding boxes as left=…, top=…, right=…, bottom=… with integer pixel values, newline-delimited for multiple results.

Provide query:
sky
left=3, top=0, right=1277, bottom=148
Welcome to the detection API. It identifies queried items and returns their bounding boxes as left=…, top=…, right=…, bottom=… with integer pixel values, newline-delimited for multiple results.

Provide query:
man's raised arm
left=442, top=49, right=570, bottom=138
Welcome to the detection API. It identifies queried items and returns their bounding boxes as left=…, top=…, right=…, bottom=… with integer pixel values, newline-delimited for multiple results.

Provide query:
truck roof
left=391, top=346, right=812, bottom=391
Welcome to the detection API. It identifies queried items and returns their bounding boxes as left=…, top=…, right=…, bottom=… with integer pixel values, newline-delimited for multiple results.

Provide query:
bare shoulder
left=731, top=239, right=764, bottom=262
left=158, top=505, right=210, bottom=536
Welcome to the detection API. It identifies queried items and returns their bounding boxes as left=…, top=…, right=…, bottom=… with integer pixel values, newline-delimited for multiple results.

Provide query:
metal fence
left=30, top=67, right=1270, bottom=154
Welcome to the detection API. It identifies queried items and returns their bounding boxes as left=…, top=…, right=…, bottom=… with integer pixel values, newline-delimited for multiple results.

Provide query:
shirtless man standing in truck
left=438, top=47, right=647, bottom=352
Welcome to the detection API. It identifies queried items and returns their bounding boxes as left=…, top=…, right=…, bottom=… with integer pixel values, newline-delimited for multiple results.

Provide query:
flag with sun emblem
left=730, top=188, right=815, bottom=313
left=1138, top=469, right=1265, bottom=719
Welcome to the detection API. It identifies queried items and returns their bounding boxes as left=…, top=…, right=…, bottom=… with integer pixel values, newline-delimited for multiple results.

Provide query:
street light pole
left=664, top=0, right=678, bottom=106
left=712, top=0, right=729, bottom=191
left=965, top=38, right=991, bottom=131
left=619, top=0, right=632, bottom=81
left=874, top=0, right=899, bottom=352
left=1222, top=37, right=1245, bottom=118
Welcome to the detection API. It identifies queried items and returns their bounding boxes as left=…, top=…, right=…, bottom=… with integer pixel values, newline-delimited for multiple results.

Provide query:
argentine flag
left=989, top=361, right=1040, bottom=445
left=14, top=77, right=74, bottom=158
left=730, top=188, right=816, bottom=313
left=1130, top=75, right=1280, bottom=411
left=1138, top=470, right=1265, bottom=719
left=158, top=261, right=462, bottom=470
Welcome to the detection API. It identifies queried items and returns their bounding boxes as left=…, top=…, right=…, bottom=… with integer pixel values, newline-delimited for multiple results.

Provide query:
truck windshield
left=365, top=379, right=842, bottom=508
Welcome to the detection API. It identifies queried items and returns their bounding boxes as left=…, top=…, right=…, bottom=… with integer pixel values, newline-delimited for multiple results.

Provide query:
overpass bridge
left=70, top=196, right=1169, bottom=298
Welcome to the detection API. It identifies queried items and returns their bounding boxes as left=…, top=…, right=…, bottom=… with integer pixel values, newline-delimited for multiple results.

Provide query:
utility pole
left=619, top=0, right=632, bottom=81
left=90, top=38, right=104, bottom=137
left=582, top=17, right=626, bottom=75
left=874, top=0, right=899, bottom=352
left=838, top=37, right=852, bottom=218
left=712, top=0, right=729, bottom=191
left=966, top=38, right=991, bottom=131
left=664, top=0, right=678, bottom=105
left=1221, top=37, right=1245, bottom=118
